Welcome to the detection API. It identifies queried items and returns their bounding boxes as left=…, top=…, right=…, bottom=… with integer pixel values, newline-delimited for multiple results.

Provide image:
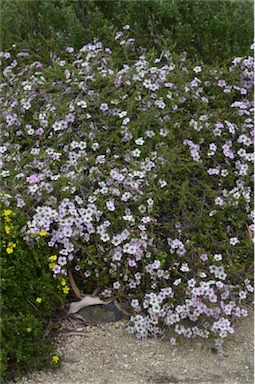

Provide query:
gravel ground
left=14, top=307, right=254, bottom=384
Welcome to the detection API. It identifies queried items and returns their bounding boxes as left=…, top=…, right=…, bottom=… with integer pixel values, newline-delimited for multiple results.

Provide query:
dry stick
left=245, top=222, right=253, bottom=241
left=92, top=287, right=101, bottom=297
left=68, top=268, right=83, bottom=299
left=27, top=300, right=41, bottom=313
left=79, top=269, right=86, bottom=280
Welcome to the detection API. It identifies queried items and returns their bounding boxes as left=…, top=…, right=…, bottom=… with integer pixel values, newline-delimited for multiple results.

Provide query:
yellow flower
left=49, top=262, right=55, bottom=269
left=4, top=225, right=11, bottom=234
left=52, top=355, right=60, bottom=364
left=49, top=255, right=57, bottom=261
left=26, top=328, right=32, bottom=333
left=63, top=286, right=70, bottom=294
left=39, top=231, right=47, bottom=237
left=36, top=297, right=42, bottom=303
left=61, top=279, right=66, bottom=286
left=6, top=242, right=16, bottom=254
left=3, top=209, right=12, bottom=217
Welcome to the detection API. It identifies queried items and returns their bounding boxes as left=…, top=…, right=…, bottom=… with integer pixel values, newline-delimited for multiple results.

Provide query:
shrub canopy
left=1, top=28, right=253, bottom=356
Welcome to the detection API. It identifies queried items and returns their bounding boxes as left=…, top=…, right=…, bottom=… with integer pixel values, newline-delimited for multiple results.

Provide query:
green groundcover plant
left=0, top=26, right=253, bottom=379
left=0, top=207, right=67, bottom=381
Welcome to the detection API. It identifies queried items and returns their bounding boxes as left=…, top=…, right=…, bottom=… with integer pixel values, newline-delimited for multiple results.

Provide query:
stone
left=72, top=303, right=128, bottom=326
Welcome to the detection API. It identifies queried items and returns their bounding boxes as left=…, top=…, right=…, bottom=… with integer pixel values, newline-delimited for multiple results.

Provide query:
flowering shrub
left=0, top=28, right=253, bottom=355
left=0, top=206, right=66, bottom=380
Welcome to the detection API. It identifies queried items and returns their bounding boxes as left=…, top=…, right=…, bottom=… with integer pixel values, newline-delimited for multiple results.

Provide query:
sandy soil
left=14, top=307, right=254, bottom=384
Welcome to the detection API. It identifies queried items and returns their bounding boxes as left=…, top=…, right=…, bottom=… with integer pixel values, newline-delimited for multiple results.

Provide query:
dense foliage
left=0, top=207, right=66, bottom=381
left=0, top=26, right=253, bottom=382
left=1, top=0, right=253, bottom=65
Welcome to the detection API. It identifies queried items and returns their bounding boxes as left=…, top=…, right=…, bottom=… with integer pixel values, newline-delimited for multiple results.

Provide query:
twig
left=68, top=268, right=83, bottom=299
left=245, top=222, right=253, bottom=241
left=27, top=300, right=41, bottom=313
left=92, top=287, right=100, bottom=297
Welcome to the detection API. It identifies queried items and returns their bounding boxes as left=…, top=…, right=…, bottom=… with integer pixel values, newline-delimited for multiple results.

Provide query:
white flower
left=143, top=79, right=151, bottom=88
left=100, top=233, right=110, bottom=242
left=239, top=290, right=247, bottom=299
left=214, top=254, right=222, bottom=261
left=180, top=263, right=190, bottom=272
left=119, top=111, right=127, bottom=118
left=151, top=304, right=161, bottom=313
left=221, top=169, right=229, bottom=177
left=30, top=148, right=40, bottom=155
left=131, top=299, right=139, bottom=308
left=21, top=98, right=32, bottom=110
left=215, top=197, right=224, bottom=206
left=122, top=117, right=130, bottom=125
left=188, top=278, right=196, bottom=287
left=138, top=205, right=146, bottom=213
left=121, top=192, right=132, bottom=202
left=92, top=142, right=99, bottom=151
left=59, top=249, right=68, bottom=255
left=28, top=185, right=38, bottom=193
left=123, top=214, right=135, bottom=223
left=135, top=137, right=144, bottom=145
left=246, top=284, right=254, bottom=293
left=158, top=179, right=167, bottom=188
left=1, top=171, right=10, bottom=177
left=77, top=100, right=87, bottom=108
left=193, top=66, right=202, bottom=73
left=159, top=128, right=169, bottom=137
left=230, top=237, right=239, bottom=245
left=106, top=199, right=115, bottom=211
left=58, top=256, right=67, bottom=266
left=113, top=281, right=120, bottom=289
left=96, top=155, right=105, bottom=164
left=132, top=148, right=141, bottom=157
left=100, top=186, right=108, bottom=194
left=217, top=272, right=227, bottom=280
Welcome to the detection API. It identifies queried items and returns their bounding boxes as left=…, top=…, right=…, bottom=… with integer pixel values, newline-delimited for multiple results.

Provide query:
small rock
left=72, top=303, right=128, bottom=326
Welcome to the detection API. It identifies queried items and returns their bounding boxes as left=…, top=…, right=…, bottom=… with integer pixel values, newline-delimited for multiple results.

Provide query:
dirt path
left=16, top=308, right=254, bottom=384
